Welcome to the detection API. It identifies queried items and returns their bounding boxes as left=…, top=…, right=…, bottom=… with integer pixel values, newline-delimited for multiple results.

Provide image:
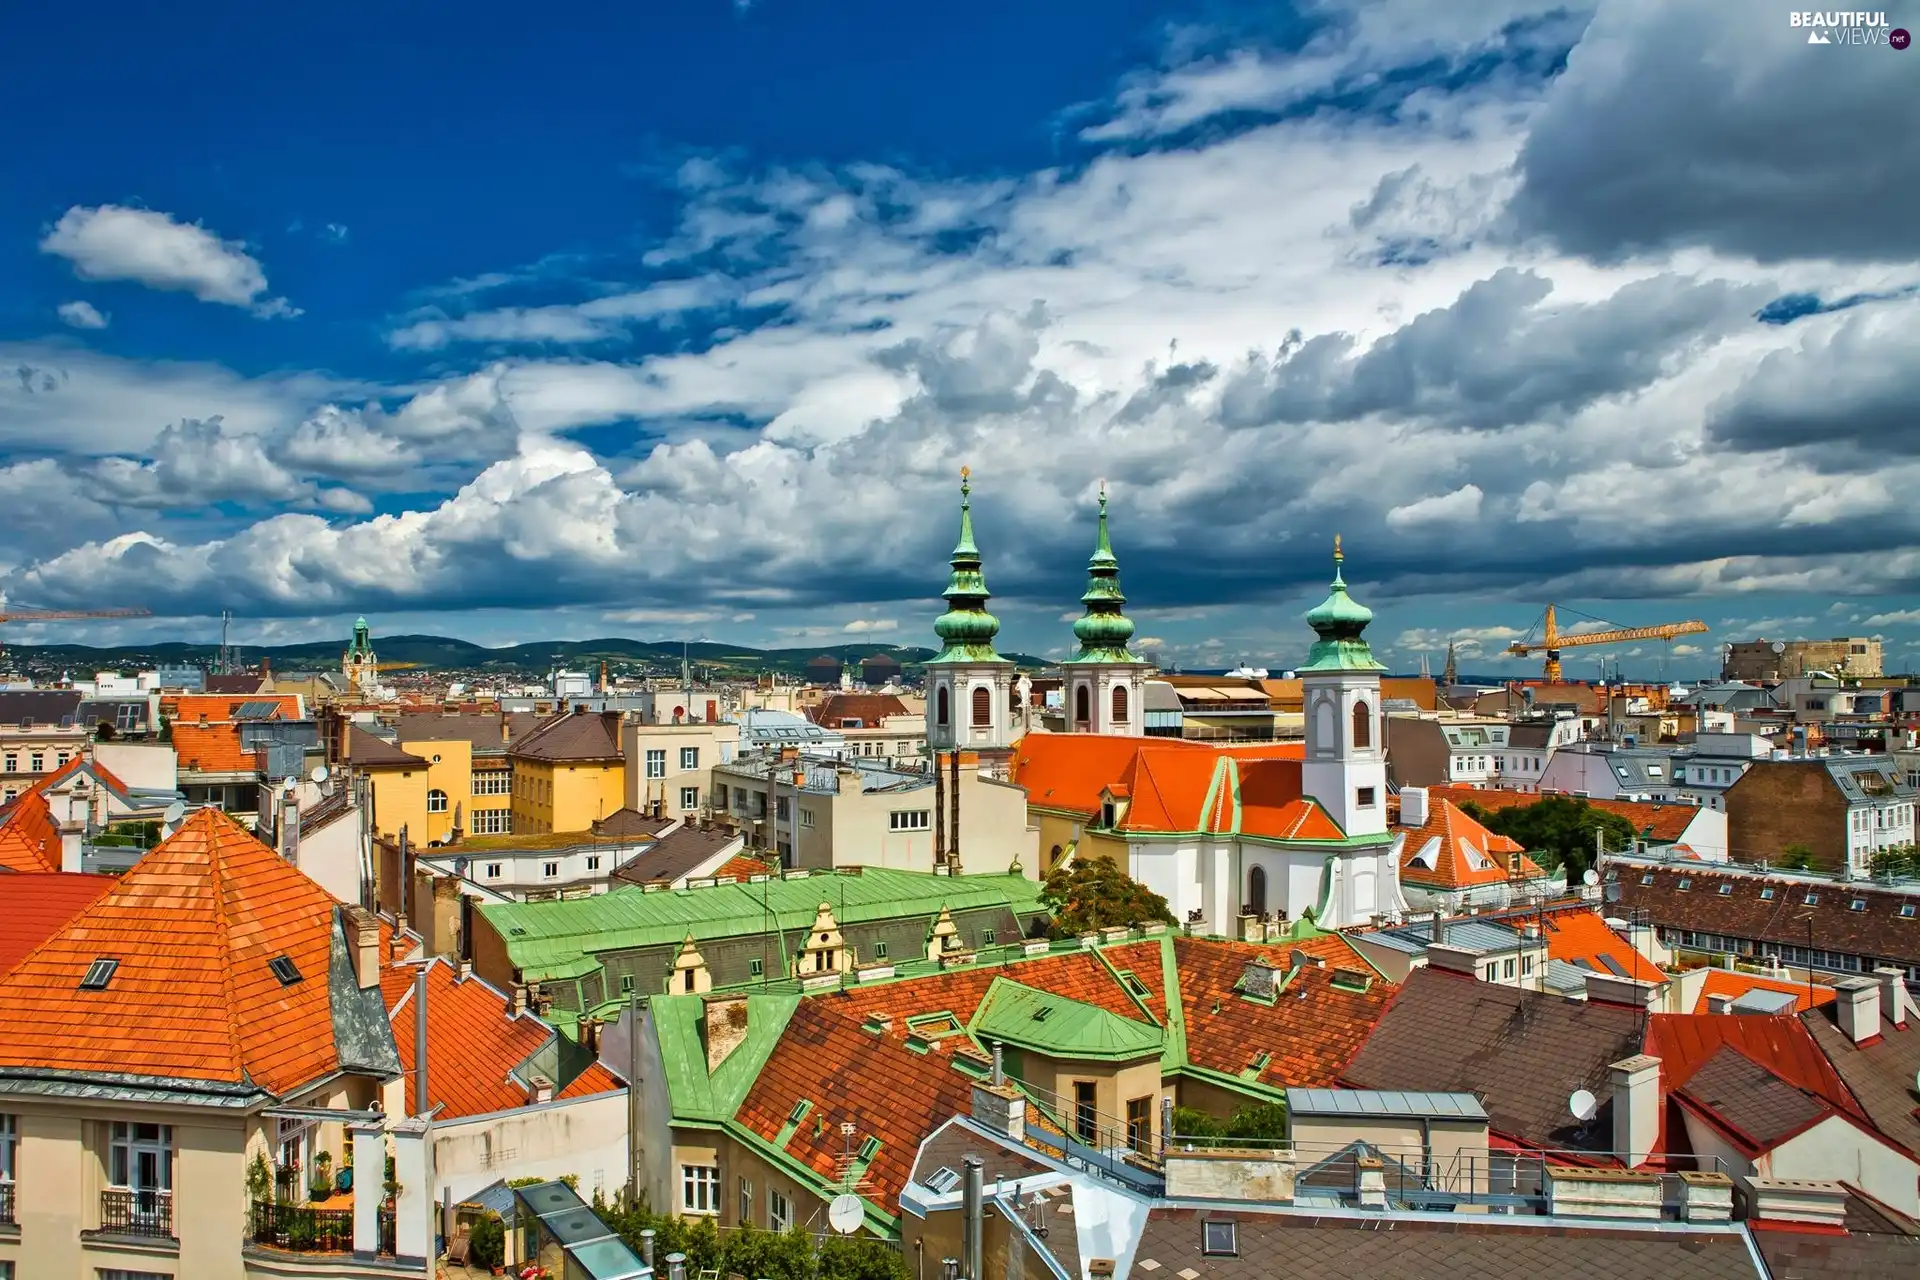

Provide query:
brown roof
left=1611, top=863, right=1920, bottom=969
left=609, top=823, right=745, bottom=887
left=1803, top=1005, right=1920, bottom=1159
left=1752, top=1221, right=1920, bottom=1278
left=1342, top=967, right=1645, bottom=1152
left=808, top=693, right=912, bottom=728
left=1676, top=1046, right=1829, bottom=1151
left=204, top=674, right=269, bottom=695
left=347, top=725, right=428, bottom=767
left=592, top=808, right=674, bottom=839
left=908, top=1116, right=1052, bottom=1188
left=508, top=710, right=624, bottom=762
left=1125, top=1207, right=1761, bottom=1280
left=393, top=712, right=508, bottom=751
left=504, top=711, right=549, bottom=743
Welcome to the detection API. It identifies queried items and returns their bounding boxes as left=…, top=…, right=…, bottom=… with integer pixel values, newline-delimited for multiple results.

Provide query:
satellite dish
left=827, top=1193, right=863, bottom=1235
left=1771, top=641, right=1785, bottom=654
left=162, top=801, right=187, bottom=825
left=310, top=764, right=330, bottom=784
left=283, top=776, right=299, bottom=794
left=1569, top=1089, right=1598, bottom=1123
left=1583, top=869, right=1600, bottom=887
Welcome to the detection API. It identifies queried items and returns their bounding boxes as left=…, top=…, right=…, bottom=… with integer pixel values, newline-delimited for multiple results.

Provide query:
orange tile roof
left=1542, top=909, right=1664, bottom=982
left=734, top=997, right=977, bottom=1216
left=163, top=693, right=302, bottom=723
left=1397, top=797, right=1544, bottom=890
left=171, top=722, right=263, bottom=774
left=1175, top=934, right=1398, bottom=1089
left=1432, top=785, right=1702, bottom=843
left=384, top=958, right=621, bottom=1121
left=715, top=853, right=776, bottom=880
left=0, top=790, right=61, bottom=874
left=28, top=753, right=131, bottom=802
left=0, top=872, right=115, bottom=974
left=1693, top=969, right=1837, bottom=1015
left=1108, top=748, right=1340, bottom=841
left=0, top=808, right=355, bottom=1095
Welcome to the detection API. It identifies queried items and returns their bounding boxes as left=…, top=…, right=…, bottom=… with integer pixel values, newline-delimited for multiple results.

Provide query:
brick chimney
left=1833, top=976, right=1882, bottom=1046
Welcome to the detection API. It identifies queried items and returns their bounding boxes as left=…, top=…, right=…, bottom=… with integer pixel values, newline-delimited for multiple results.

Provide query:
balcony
left=96, top=1187, right=173, bottom=1238
left=249, top=1199, right=355, bottom=1253
left=0, top=1180, right=13, bottom=1226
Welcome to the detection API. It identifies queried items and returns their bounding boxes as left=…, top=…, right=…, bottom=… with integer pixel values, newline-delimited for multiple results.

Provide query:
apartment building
left=709, top=752, right=1037, bottom=875
left=805, top=692, right=926, bottom=762
left=1723, top=636, right=1882, bottom=681
left=0, top=690, right=87, bottom=803
left=509, top=710, right=626, bottom=835
left=0, top=809, right=429, bottom=1280
left=1725, top=756, right=1917, bottom=874
left=621, top=716, right=740, bottom=818
left=1384, top=716, right=1513, bottom=789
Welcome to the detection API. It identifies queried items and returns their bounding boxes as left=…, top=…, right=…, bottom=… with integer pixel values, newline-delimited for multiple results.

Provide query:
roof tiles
left=0, top=871, right=115, bottom=974
left=1398, top=797, right=1543, bottom=889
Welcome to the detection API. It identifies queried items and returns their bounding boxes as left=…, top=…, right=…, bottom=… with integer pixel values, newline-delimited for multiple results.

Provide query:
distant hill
left=3, top=635, right=1048, bottom=678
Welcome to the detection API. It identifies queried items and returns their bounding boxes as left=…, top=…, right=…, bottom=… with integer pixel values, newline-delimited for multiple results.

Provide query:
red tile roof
left=164, top=693, right=302, bottom=723
left=823, top=949, right=1152, bottom=1051
left=30, top=753, right=131, bottom=802
left=808, top=694, right=912, bottom=728
left=0, top=790, right=61, bottom=873
left=171, top=722, right=263, bottom=774
left=1694, top=969, right=1837, bottom=1015
left=1647, top=1011, right=1866, bottom=1153
left=1397, top=797, right=1544, bottom=889
left=0, top=872, right=115, bottom=974
left=1174, top=934, right=1398, bottom=1090
left=0, top=808, right=353, bottom=1095
left=1543, top=910, right=1664, bottom=983
left=1433, top=786, right=1701, bottom=843
left=383, top=958, right=621, bottom=1121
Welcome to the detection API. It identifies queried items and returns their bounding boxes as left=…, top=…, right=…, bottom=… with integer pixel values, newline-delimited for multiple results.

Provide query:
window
left=680, top=786, right=700, bottom=811
left=427, top=789, right=449, bottom=813
left=97, top=1271, right=171, bottom=1280
left=680, top=1164, right=719, bottom=1215
left=485, top=862, right=503, bottom=880
left=1640, top=872, right=1654, bottom=885
left=0, top=1112, right=14, bottom=1181
left=28, top=754, right=42, bottom=773
left=936, top=686, right=950, bottom=727
left=473, top=771, right=511, bottom=795
left=800, top=808, right=815, bottom=829
left=81, top=958, right=119, bottom=990
left=1850, top=898, right=1867, bottom=912
left=109, top=1122, right=173, bottom=1195
left=1677, top=878, right=1692, bottom=891
left=1111, top=684, right=1129, bottom=724
left=1357, top=786, right=1377, bottom=808
left=1075, top=684, right=1091, bottom=726
left=748, top=958, right=765, bottom=977
left=1, top=754, right=13, bottom=773
left=586, top=855, right=601, bottom=872
left=1760, top=886, right=1776, bottom=900
left=1502, top=958, right=1515, bottom=979
left=1247, top=865, right=1268, bottom=918
left=1126, top=1096, right=1152, bottom=1152
left=982, top=929, right=997, bottom=945
left=268, top=955, right=302, bottom=986
left=970, top=685, right=993, bottom=727
left=874, top=942, right=889, bottom=960
left=775, top=796, right=790, bottom=821
left=1522, top=955, right=1535, bottom=976
left=543, top=861, right=560, bottom=879
left=1902, top=904, right=1916, bottom=919
left=769, top=1187, right=793, bottom=1233
left=1202, top=1220, right=1239, bottom=1257
left=1717, top=884, right=1733, bottom=896
left=472, top=810, right=511, bottom=835
left=680, top=746, right=700, bottom=771
left=1484, top=964, right=1497, bottom=982
left=646, top=750, right=667, bottom=779
left=1351, top=701, right=1371, bottom=749
left=740, top=1176, right=753, bottom=1224
left=1073, top=1081, right=1097, bottom=1143
left=1804, top=893, right=1819, bottom=905
left=890, top=809, right=931, bottom=832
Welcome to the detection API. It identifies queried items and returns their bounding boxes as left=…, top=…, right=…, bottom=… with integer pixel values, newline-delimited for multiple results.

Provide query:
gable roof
left=1397, top=796, right=1543, bottom=889
left=383, top=957, right=622, bottom=1121
left=394, top=712, right=508, bottom=751
left=1802, top=1003, right=1920, bottom=1159
left=509, top=710, right=624, bottom=763
left=808, top=693, right=912, bottom=728
left=346, top=725, right=429, bottom=768
left=1109, top=748, right=1343, bottom=842
left=1675, top=1045, right=1830, bottom=1152
left=609, top=823, right=746, bottom=888
left=1433, top=786, right=1702, bottom=843
left=970, top=976, right=1162, bottom=1061
left=171, top=722, right=263, bottom=774
left=1611, top=863, right=1920, bottom=970
left=591, top=808, right=673, bottom=839
left=1541, top=910, right=1664, bottom=983
left=0, top=808, right=394, bottom=1097
left=0, top=790, right=61, bottom=873
left=0, top=872, right=115, bottom=974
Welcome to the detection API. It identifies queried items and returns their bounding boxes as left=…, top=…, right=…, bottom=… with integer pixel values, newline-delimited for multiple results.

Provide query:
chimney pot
left=1609, top=1054, right=1662, bottom=1167
left=1833, top=976, right=1882, bottom=1045
left=1400, top=786, right=1429, bottom=828
left=346, top=906, right=381, bottom=990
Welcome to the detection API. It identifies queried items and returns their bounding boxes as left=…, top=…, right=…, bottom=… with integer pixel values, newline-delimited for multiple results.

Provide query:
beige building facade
left=621, top=718, right=741, bottom=818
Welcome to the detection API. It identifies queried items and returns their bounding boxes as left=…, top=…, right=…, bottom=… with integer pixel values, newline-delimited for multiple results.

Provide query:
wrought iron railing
left=249, top=1199, right=355, bottom=1252
left=379, top=1206, right=397, bottom=1255
left=0, top=1181, right=13, bottom=1225
left=98, top=1188, right=173, bottom=1238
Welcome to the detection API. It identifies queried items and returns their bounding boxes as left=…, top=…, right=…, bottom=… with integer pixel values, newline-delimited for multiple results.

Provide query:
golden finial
left=960, top=465, right=971, bottom=480
left=1333, top=533, right=1343, bottom=562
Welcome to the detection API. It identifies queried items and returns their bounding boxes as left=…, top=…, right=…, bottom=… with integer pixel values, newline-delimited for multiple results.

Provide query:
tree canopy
left=1458, top=795, right=1636, bottom=881
left=1040, top=855, right=1176, bottom=938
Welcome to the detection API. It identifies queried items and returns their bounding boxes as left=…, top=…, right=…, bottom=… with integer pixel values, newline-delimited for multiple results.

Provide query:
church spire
left=1301, top=535, right=1384, bottom=672
left=931, top=468, right=1006, bottom=663
left=1068, top=482, right=1140, bottom=664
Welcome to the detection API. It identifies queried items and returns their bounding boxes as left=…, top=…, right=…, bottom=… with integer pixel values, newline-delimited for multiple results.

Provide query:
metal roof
left=1362, top=918, right=1524, bottom=956
left=1286, top=1087, right=1488, bottom=1121
left=1541, top=958, right=1591, bottom=995
left=1731, top=987, right=1799, bottom=1015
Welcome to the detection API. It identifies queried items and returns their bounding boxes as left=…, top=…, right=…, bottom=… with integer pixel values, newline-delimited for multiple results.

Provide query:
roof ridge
left=202, top=811, right=251, bottom=1084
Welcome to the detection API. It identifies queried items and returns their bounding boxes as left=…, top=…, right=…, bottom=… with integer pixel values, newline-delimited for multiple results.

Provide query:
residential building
left=1533, top=741, right=1700, bottom=803
left=0, top=808, right=431, bottom=1280
left=1723, top=635, right=1883, bottom=681
left=1433, top=784, right=1730, bottom=862
left=509, top=709, right=627, bottom=835
left=804, top=693, right=923, bottom=762
left=345, top=724, right=438, bottom=843
left=735, top=707, right=845, bottom=758
left=1390, top=786, right=1556, bottom=914
left=1724, top=756, right=1916, bottom=874
left=1059, top=485, right=1153, bottom=737
left=1383, top=715, right=1514, bottom=789
left=609, top=820, right=767, bottom=890
left=1153, top=675, right=1281, bottom=741
left=1485, top=716, right=1580, bottom=792
left=923, top=471, right=1018, bottom=769
left=709, top=752, right=1037, bottom=876
left=1348, top=916, right=1549, bottom=989
left=1669, top=733, right=1770, bottom=811
left=0, top=690, right=86, bottom=803
left=390, top=710, right=518, bottom=839
left=410, top=811, right=671, bottom=907
left=621, top=715, right=740, bottom=816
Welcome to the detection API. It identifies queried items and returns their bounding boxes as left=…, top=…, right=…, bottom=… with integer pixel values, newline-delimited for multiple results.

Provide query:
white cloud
left=57, top=300, right=108, bottom=329
left=1863, top=609, right=1920, bottom=627
left=387, top=278, right=733, bottom=350
left=842, top=618, right=899, bottom=634
left=40, top=205, right=297, bottom=317
left=1385, top=484, right=1484, bottom=528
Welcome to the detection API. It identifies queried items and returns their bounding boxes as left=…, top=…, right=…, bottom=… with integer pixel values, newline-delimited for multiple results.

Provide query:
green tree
left=1169, top=1101, right=1287, bottom=1146
left=1868, top=844, right=1916, bottom=878
left=817, top=1232, right=912, bottom=1280
left=718, top=1223, right=814, bottom=1280
left=1458, top=796, right=1635, bottom=881
left=468, top=1213, right=506, bottom=1269
left=1040, top=856, right=1176, bottom=938
left=1781, top=843, right=1816, bottom=872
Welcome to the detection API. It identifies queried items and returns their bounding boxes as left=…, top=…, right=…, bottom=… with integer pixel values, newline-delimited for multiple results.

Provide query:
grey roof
left=458, top=1178, right=517, bottom=1215
left=1286, top=1088, right=1487, bottom=1121
left=0, top=689, right=83, bottom=726
left=1541, top=958, right=1591, bottom=995
left=1507, top=721, right=1557, bottom=749
left=1362, top=918, right=1523, bottom=956
left=609, top=823, right=745, bottom=887
left=1826, top=756, right=1915, bottom=800
left=1144, top=681, right=1184, bottom=712
left=1731, top=987, right=1799, bottom=1015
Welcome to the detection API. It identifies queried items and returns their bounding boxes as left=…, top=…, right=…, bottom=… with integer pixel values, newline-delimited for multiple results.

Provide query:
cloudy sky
left=3, top=1, right=1917, bottom=676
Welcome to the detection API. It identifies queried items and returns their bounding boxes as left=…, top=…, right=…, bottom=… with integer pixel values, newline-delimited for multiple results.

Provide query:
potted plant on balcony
left=468, top=1212, right=505, bottom=1274
left=309, top=1150, right=333, bottom=1202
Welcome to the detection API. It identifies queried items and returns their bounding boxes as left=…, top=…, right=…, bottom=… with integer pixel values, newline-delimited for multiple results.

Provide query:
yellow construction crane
left=0, top=592, right=152, bottom=664
left=1506, top=604, right=1708, bottom=682
left=375, top=661, right=420, bottom=672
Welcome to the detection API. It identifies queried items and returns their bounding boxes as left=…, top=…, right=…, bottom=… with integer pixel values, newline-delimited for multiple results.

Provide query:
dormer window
left=1101, top=801, right=1116, bottom=828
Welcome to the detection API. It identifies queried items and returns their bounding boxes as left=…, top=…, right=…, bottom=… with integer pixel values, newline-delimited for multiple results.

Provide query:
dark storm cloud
left=1707, top=309, right=1920, bottom=454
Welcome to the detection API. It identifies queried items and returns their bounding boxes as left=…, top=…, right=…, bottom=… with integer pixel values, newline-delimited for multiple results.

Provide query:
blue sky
left=3, top=1, right=1918, bottom=677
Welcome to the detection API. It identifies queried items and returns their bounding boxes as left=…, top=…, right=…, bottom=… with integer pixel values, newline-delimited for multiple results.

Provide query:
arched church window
left=936, top=687, right=950, bottom=726
left=1352, top=700, right=1372, bottom=750
left=971, top=685, right=992, bottom=727
left=1247, top=865, right=1267, bottom=918
left=1075, top=685, right=1091, bottom=725
left=1111, top=685, right=1129, bottom=723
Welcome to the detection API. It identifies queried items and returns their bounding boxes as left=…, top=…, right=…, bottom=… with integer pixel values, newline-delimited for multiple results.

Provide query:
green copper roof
left=1299, top=536, right=1385, bottom=673
left=930, top=468, right=1010, bottom=665
left=648, top=992, right=800, bottom=1122
left=968, top=976, right=1163, bottom=1061
left=480, top=867, right=1046, bottom=982
left=1066, top=484, right=1145, bottom=665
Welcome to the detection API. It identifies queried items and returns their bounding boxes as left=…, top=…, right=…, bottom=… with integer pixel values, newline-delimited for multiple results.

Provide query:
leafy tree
left=1458, top=796, right=1635, bottom=881
left=589, top=1197, right=907, bottom=1280
left=468, top=1213, right=506, bottom=1269
left=1040, top=856, right=1176, bottom=938
left=1868, top=844, right=1917, bottom=879
left=1170, top=1101, right=1287, bottom=1146
left=817, top=1232, right=911, bottom=1280
left=1781, top=843, right=1816, bottom=872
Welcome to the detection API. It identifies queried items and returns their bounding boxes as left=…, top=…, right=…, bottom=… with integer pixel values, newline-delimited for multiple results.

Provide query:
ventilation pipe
left=962, top=1157, right=984, bottom=1280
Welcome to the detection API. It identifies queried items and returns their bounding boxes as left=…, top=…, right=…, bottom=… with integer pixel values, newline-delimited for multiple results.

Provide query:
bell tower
left=1298, top=537, right=1388, bottom=839
left=1062, top=483, right=1150, bottom=735
left=923, top=468, right=1015, bottom=757
left=343, top=616, right=380, bottom=698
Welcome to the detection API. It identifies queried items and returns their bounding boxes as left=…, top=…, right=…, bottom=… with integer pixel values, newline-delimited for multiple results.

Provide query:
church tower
left=924, top=469, right=1015, bottom=757
left=1299, top=538, right=1388, bottom=839
left=343, top=616, right=380, bottom=698
left=1062, top=484, right=1150, bottom=735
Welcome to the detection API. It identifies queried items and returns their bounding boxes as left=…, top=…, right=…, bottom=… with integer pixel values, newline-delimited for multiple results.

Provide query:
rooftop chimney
left=1832, top=976, right=1882, bottom=1046
left=1584, top=972, right=1663, bottom=1011
left=1242, top=956, right=1281, bottom=999
left=1609, top=1054, right=1662, bottom=1167
left=529, top=1075, right=555, bottom=1104
left=1400, top=786, right=1429, bottom=828
left=1707, top=993, right=1733, bottom=1015
left=1876, top=966, right=1918, bottom=1027
left=345, top=905, right=381, bottom=990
